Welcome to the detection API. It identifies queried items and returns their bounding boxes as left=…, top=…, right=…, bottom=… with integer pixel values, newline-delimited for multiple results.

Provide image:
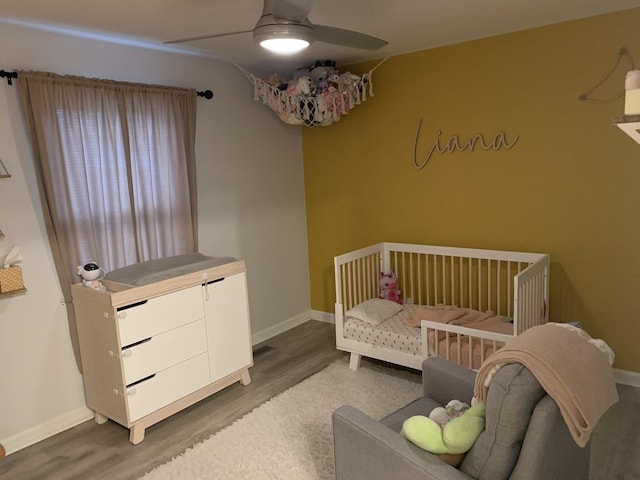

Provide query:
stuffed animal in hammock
left=379, top=271, right=402, bottom=304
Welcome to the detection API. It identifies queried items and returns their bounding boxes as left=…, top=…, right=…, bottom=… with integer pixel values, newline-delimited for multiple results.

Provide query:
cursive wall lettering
left=412, top=118, right=519, bottom=170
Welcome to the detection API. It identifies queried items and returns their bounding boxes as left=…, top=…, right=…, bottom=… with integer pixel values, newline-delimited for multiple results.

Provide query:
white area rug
left=140, top=358, right=422, bottom=480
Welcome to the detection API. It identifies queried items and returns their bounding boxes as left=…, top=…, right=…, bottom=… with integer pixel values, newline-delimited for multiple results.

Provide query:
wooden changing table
left=72, top=254, right=253, bottom=444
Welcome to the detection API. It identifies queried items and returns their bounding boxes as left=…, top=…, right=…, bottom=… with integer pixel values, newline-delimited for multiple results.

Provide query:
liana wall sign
left=412, top=118, right=519, bottom=170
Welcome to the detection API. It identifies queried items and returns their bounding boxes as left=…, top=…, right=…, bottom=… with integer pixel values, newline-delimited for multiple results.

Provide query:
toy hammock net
left=235, top=59, right=386, bottom=127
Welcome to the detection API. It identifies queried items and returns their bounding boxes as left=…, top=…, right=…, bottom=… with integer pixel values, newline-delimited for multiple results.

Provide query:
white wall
left=0, top=22, right=311, bottom=453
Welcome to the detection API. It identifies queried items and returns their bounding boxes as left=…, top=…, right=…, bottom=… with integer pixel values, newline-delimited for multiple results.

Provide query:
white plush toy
left=338, top=71, right=360, bottom=90
left=76, top=262, right=106, bottom=290
left=287, top=76, right=312, bottom=95
left=429, top=400, right=471, bottom=427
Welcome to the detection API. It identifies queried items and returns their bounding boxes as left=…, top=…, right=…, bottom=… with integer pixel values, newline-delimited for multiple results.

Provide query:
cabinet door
left=203, top=272, right=252, bottom=380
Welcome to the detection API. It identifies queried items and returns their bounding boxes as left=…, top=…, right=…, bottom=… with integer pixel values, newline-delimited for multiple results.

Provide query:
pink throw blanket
left=403, top=305, right=495, bottom=328
left=404, top=305, right=514, bottom=369
left=474, top=323, right=619, bottom=447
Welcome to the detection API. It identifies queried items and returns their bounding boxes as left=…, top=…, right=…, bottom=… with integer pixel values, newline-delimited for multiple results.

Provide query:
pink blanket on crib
left=403, top=305, right=509, bottom=329
left=404, top=305, right=513, bottom=369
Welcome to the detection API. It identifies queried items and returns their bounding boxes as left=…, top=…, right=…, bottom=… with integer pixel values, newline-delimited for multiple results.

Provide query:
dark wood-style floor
left=0, top=320, right=638, bottom=479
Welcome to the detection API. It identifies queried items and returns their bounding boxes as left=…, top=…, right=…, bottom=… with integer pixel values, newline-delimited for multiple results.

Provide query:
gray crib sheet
left=104, top=253, right=237, bottom=286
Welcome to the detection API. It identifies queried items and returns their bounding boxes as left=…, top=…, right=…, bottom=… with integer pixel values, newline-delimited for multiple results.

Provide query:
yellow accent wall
left=302, top=8, right=640, bottom=372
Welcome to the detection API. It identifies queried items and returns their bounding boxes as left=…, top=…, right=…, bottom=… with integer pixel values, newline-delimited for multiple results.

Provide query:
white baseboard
left=310, top=309, right=335, bottom=324
left=4, top=406, right=93, bottom=456
left=251, top=310, right=313, bottom=346
left=614, top=368, right=640, bottom=387
left=251, top=309, right=337, bottom=346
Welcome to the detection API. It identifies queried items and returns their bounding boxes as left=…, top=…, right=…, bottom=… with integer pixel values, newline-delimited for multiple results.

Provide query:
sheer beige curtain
left=17, top=71, right=198, bottom=371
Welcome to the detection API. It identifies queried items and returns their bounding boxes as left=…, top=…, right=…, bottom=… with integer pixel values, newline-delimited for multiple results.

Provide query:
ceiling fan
left=165, top=0, right=388, bottom=55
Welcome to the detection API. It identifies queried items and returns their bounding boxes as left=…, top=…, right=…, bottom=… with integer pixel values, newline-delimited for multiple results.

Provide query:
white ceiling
left=2, top=0, right=640, bottom=75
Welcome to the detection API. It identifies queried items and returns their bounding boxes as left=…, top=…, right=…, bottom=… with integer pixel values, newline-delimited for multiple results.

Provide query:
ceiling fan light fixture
left=259, top=37, right=309, bottom=54
left=254, top=22, right=313, bottom=55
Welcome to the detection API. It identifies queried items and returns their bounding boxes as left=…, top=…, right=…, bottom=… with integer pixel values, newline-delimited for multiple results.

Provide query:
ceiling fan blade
left=271, top=0, right=313, bottom=22
left=164, top=29, right=253, bottom=45
left=312, top=24, right=388, bottom=50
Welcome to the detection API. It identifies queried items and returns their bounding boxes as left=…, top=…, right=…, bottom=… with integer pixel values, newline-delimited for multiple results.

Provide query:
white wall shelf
left=615, top=114, right=640, bottom=144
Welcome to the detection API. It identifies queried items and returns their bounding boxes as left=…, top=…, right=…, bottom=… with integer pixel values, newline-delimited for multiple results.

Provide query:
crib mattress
left=343, top=304, right=423, bottom=356
left=343, top=303, right=515, bottom=361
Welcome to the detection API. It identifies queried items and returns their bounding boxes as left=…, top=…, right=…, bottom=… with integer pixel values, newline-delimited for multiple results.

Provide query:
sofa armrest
left=333, top=405, right=473, bottom=480
left=422, top=358, right=476, bottom=406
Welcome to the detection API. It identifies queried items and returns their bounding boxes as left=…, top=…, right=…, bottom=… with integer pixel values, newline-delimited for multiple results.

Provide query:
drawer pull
left=122, top=337, right=152, bottom=350
left=127, top=374, right=156, bottom=388
left=203, top=276, right=225, bottom=301
left=127, top=388, right=137, bottom=396
left=117, top=300, right=148, bottom=312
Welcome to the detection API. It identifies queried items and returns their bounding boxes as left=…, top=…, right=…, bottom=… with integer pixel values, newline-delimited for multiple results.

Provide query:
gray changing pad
left=104, top=253, right=237, bottom=286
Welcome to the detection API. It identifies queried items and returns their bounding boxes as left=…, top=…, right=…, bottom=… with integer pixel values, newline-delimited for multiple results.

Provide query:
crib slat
left=486, top=259, right=490, bottom=314
left=507, top=262, right=512, bottom=318
left=496, top=260, right=501, bottom=316
left=436, top=253, right=439, bottom=305
left=345, top=263, right=353, bottom=308
left=478, top=258, right=482, bottom=311
left=403, top=252, right=408, bottom=300
left=416, top=254, right=422, bottom=305
left=426, top=254, right=431, bottom=306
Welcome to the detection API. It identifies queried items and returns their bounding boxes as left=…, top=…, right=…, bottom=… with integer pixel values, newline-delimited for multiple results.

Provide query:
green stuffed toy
left=401, top=403, right=486, bottom=456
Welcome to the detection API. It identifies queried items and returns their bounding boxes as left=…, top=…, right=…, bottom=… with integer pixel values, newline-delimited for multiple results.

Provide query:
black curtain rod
left=0, top=70, right=17, bottom=85
left=0, top=69, right=213, bottom=99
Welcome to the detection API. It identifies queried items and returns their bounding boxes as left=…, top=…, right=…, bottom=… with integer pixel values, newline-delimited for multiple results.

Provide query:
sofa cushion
left=459, top=364, right=546, bottom=480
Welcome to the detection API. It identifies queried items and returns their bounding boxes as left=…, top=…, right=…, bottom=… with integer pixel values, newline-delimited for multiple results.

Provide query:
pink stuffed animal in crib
left=379, top=271, right=403, bottom=304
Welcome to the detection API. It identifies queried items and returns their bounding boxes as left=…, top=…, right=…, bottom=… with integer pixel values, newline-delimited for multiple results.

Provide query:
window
left=19, top=71, right=198, bottom=283
left=18, top=71, right=199, bottom=371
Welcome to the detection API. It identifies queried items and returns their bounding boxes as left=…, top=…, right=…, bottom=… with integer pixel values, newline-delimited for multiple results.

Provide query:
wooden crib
left=334, top=242, right=549, bottom=371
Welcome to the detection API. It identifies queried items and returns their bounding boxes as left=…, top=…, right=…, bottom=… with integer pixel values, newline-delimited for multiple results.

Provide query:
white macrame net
left=236, top=59, right=386, bottom=126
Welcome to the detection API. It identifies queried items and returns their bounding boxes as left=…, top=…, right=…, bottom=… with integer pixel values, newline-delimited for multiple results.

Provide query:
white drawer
left=126, top=352, right=210, bottom=422
left=118, top=285, right=204, bottom=346
left=122, top=319, right=208, bottom=385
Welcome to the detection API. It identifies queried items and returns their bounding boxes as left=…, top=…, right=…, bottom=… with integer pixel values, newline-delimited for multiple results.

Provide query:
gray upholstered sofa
left=332, top=357, right=591, bottom=480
